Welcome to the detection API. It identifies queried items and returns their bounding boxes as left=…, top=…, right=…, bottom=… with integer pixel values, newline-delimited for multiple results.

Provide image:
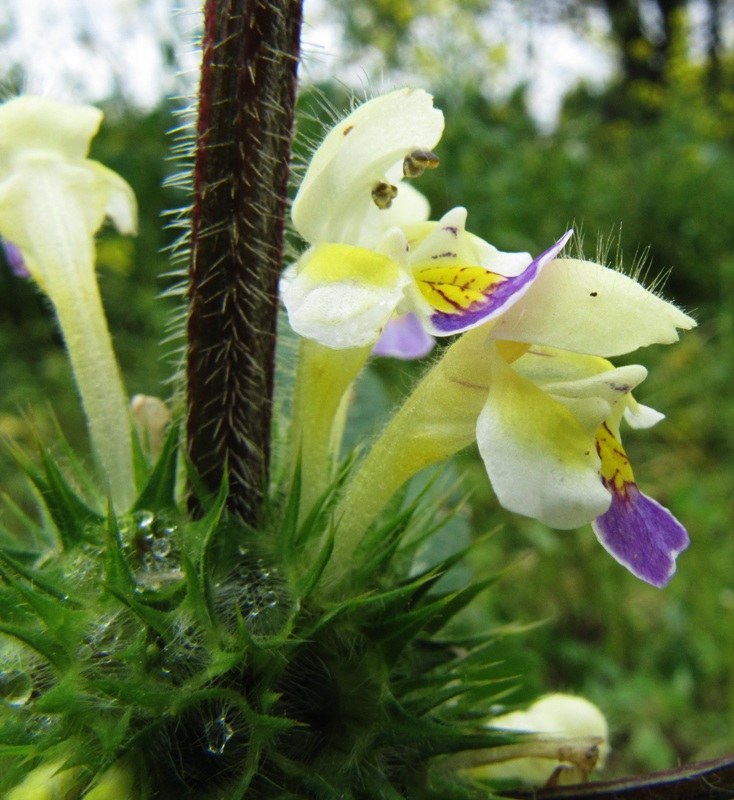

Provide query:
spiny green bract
left=0, top=425, right=518, bottom=799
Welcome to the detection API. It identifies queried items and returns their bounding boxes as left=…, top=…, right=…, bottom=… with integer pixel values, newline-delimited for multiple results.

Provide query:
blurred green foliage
left=2, top=41, right=734, bottom=785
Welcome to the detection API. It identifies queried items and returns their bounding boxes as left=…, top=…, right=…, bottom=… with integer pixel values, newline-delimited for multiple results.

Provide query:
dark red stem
left=187, top=0, right=302, bottom=523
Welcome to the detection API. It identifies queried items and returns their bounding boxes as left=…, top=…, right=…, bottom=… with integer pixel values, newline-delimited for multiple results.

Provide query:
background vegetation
left=2, top=0, right=734, bottom=784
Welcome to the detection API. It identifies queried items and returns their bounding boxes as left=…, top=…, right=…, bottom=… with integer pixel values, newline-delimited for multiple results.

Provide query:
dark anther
left=372, top=181, right=398, bottom=209
left=403, top=149, right=440, bottom=178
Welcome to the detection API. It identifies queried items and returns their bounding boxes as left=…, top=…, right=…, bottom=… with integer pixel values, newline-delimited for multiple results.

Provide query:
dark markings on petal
left=429, top=286, right=464, bottom=312
left=343, top=125, right=354, bottom=136
left=430, top=251, right=457, bottom=259
left=590, top=291, right=598, bottom=297
left=442, top=225, right=459, bottom=237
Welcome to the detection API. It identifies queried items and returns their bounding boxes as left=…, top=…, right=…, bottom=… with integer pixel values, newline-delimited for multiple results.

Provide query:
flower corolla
left=0, top=95, right=138, bottom=508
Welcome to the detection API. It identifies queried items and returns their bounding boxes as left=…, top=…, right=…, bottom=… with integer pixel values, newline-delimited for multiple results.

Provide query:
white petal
left=89, top=161, right=138, bottom=236
left=282, top=240, right=411, bottom=349
left=489, top=258, right=697, bottom=357
left=355, top=182, right=431, bottom=248
left=476, top=350, right=611, bottom=529
left=625, top=398, right=665, bottom=429
left=292, top=88, right=444, bottom=245
left=0, top=95, right=101, bottom=165
left=515, top=349, right=648, bottom=435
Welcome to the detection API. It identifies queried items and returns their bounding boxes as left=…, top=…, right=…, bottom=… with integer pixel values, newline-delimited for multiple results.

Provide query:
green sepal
left=0, top=549, right=83, bottom=605
left=0, top=622, right=69, bottom=668
left=131, top=420, right=150, bottom=494
left=379, top=695, right=514, bottom=757
left=132, top=420, right=180, bottom=513
left=295, top=523, right=334, bottom=602
left=190, top=470, right=230, bottom=626
left=422, top=574, right=500, bottom=636
left=0, top=565, right=83, bottom=647
left=267, top=754, right=343, bottom=800
left=48, top=412, right=104, bottom=504
left=101, top=582, right=171, bottom=639
left=103, top=500, right=137, bottom=591
left=9, top=442, right=104, bottom=550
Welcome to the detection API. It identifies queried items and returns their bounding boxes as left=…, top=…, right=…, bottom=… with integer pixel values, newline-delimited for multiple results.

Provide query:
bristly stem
left=187, top=0, right=302, bottom=523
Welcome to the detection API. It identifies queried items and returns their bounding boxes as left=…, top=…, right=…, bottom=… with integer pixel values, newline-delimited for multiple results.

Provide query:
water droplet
left=92, top=619, right=122, bottom=655
left=152, top=537, right=171, bottom=560
left=77, top=643, right=94, bottom=661
left=206, top=715, right=235, bottom=755
left=133, top=509, right=155, bottom=533
left=0, top=670, right=32, bottom=706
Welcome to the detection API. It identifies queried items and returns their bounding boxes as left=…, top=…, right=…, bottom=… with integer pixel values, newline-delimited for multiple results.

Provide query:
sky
left=0, top=0, right=616, bottom=128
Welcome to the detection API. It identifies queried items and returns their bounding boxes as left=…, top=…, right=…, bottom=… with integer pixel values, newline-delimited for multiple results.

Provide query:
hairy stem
left=187, top=0, right=302, bottom=523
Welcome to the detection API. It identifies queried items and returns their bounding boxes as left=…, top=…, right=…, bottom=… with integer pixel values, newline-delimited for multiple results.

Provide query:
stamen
left=371, top=181, right=398, bottom=209
left=403, top=149, right=440, bottom=178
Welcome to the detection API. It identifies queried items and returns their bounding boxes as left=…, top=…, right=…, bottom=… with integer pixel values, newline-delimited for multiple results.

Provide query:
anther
left=403, top=149, right=440, bottom=178
left=371, top=181, right=398, bottom=209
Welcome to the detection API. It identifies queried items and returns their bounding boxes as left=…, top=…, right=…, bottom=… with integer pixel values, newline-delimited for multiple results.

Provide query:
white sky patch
left=0, top=0, right=616, bottom=128
left=0, top=0, right=202, bottom=108
left=300, top=0, right=616, bottom=130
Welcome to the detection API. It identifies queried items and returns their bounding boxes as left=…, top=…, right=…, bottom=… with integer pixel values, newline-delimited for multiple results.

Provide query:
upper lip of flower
left=291, top=87, right=445, bottom=247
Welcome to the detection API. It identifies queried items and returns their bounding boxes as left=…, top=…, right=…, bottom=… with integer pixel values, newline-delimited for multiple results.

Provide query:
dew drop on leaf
left=206, top=715, right=235, bottom=755
left=0, top=669, right=32, bottom=706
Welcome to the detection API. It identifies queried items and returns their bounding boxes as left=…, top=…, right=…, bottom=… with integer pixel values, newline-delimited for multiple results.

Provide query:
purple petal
left=430, top=230, right=573, bottom=335
left=373, top=312, right=436, bottom=360
left=592, top=481, right=689, bottom=587
left=3, top=240, right=30, bottom=279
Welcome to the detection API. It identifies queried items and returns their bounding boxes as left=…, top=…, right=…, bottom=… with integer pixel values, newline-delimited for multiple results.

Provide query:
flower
left=2, top=238, right=29, bottom=278
left=285, top=88, right=696, bottom=585
left=473, top=694, right=610, bottom=787
left=5, top=758, right=82, bottom=800
left=332, top=254, right=695, bottom=587
left=283, top=88, right=538, bottom=351
left=291, top=87, right=443, bottom=248
left=0, top=96, right=138, bottom=509
left=83, top=761, right=138, bottom=800
left=501, top=345, right=690, bottom=586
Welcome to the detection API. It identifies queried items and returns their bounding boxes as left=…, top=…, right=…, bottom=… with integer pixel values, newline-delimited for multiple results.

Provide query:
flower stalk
left=290, top=339, right=370, bottom=515
left=187, top=0, right=303, bottom=524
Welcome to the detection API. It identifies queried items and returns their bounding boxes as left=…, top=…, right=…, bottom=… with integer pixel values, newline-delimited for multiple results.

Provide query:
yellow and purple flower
left=285, top=88, right=695, bottom=587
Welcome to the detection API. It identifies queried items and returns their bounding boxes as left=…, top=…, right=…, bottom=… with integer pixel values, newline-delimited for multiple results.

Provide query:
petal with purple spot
left=2, top=239, right=29, bottom=278
left=372, top=312, right=436, bottom=359
left=592, top=482, right=689, bottom=587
